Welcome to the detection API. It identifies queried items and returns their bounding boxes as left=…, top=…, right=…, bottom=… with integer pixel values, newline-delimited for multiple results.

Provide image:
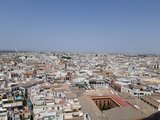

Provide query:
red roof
left=110, top=95, right=130, bottom=107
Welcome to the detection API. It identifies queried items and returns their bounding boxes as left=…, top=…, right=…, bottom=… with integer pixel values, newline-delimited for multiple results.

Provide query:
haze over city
left=1, top=1, right=160, bottom=120
left=0, top=0, right=160, bottom=54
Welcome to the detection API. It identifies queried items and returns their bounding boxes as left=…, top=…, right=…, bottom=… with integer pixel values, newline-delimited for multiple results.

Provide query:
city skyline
left=0, top=0, right=160, bottom=54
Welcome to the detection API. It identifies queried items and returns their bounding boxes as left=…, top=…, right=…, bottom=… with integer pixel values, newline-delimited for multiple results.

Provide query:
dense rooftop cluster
left=0, top=51, right=160, bottom=120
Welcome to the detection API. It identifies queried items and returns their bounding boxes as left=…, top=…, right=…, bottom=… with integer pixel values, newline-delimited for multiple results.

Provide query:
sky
left=0, top=0, right=160, bottom=54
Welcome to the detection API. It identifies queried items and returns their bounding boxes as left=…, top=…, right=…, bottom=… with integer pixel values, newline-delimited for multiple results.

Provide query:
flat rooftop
left=78, top=94, right=107, bottom=120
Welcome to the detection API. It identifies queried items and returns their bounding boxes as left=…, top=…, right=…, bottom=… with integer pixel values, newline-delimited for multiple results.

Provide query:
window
left=49, top=116, right=55, bottom=120
left=140, top=93, right=144, bottom=95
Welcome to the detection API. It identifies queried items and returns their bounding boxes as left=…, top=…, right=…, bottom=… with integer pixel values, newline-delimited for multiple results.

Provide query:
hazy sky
left=0, top=0, right=160, bottom=54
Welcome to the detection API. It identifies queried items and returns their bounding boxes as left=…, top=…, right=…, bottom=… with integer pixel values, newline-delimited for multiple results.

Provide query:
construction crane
left=14, top=47, right=19, bottom=56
